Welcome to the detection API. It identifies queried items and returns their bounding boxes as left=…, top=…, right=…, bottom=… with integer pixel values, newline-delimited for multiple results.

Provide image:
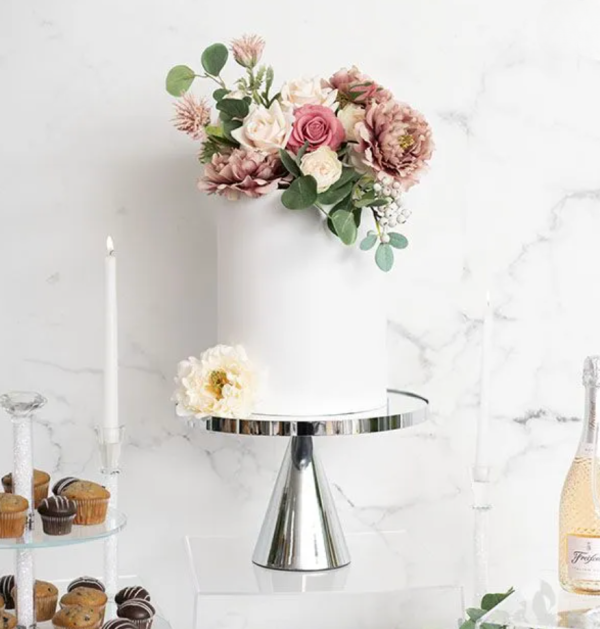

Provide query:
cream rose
left=281, top=77, right=338, bottom=111
left=300, top=146, right=343, bottom=193
left=173, top=345, right=258, bottom=419
left=232, top=101, right=293, bottom=153
left=337, top=104, right=366, bottom=142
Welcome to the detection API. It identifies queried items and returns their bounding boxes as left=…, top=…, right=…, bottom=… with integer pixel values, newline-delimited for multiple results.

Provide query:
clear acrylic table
left=188, top=390, right=429, bottom=572
left=477, top=571, right=600, bottom=628
left=185, top=531, right=464, bottom=629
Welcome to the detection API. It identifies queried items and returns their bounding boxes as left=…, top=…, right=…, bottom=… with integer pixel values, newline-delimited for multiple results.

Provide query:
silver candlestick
left=1, top=391, right=47, bottom=629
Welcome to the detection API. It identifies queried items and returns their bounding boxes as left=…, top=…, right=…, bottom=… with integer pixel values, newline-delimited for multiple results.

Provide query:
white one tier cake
left=215, top=193, right=388, bottom=416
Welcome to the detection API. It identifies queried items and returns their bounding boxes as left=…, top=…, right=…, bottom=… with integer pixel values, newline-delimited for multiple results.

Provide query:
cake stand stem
left=252, top=435, right=350, bottom=572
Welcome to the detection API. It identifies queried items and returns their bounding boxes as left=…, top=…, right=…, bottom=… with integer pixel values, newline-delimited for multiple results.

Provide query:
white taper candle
left=104, top=236, right=119, bottom=441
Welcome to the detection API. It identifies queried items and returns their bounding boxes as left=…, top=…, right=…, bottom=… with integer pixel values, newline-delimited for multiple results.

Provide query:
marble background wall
left=2, top=0, right=600, bottom=627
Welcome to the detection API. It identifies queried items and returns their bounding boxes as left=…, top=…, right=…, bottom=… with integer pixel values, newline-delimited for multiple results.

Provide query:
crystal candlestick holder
left=95, top=425, right=124, bottom=599
left=1, top=391, right=47, bottom=629
left=472, top=465, right=492, bottom=604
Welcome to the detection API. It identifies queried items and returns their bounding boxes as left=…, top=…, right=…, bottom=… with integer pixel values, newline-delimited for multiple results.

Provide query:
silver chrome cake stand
left=192, top=390, right=428, bottom=573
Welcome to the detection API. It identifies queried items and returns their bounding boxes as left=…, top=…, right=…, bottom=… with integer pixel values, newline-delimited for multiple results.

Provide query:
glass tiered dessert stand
left=185, top=390, right=466, bottom=629
left=0, top=391, right=170, bottom=629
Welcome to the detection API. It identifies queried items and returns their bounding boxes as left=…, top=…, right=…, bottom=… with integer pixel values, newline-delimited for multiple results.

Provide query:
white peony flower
left=337, top=104, right=366, bottom=142
left=173, top=345, right=257, bottom=419
left=281, top=77, right=338, bottom=111
left=300, top=146, right=343, bottom=193
left=232, top=101, right=293, bottom=153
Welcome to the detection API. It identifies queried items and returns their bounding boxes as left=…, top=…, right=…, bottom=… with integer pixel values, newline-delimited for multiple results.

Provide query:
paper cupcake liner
left=0, top=510, right=27, bottom=538
left=60, top=602, right=106, bottom=623
left=12, top=590, right=58, bottom=623
left=71, top=497, right=109, bottom=526
left=52, top=619, right=102, bottom=629
left=40, top=514, right=76, bottom=536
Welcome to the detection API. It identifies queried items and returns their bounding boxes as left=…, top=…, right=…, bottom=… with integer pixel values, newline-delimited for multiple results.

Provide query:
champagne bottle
left=559, top=356, right=600, bottom=593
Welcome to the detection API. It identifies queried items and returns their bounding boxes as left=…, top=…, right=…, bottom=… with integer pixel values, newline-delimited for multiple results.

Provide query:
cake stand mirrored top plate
left=189, top=389, right=428, bottom=437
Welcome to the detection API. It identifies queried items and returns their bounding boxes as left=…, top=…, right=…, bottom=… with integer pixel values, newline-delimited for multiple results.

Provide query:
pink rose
left=287, top=104, right=346, bottom=153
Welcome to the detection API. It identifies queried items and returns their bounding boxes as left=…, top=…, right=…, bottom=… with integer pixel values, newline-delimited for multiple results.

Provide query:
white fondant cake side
left=215, top=193, right=387, bottom=416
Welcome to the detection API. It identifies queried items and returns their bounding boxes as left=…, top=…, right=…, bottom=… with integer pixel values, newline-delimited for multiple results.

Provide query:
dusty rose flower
left=329, top=66, right=392, bottom=105
left=230, top=34, right=265, bottom=68
left=354, top=100, right=434, bottom=190
left=287, top=104, right=345, bottom=153
left=198, top=148, right=288, bottom=200
left=173, top=94, right=212, bottom=141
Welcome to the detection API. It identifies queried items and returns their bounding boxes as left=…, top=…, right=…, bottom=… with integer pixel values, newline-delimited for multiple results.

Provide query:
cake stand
left=189, top=389, right=428, bottom=573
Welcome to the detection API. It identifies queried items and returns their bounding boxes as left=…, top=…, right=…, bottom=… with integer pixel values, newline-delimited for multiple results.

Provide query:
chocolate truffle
left=0, top=578, right=14, bottom=610
left=103, top=620, right=136, bottom=629
left=117, top=600, right=155, bottom=629
left=115, top=587, right=151, bottom=606
left=38, top=496, right=77, bottom=536
left=52, top=477, right=79, bottom=496
left=67, top=578, right=105, bottom=594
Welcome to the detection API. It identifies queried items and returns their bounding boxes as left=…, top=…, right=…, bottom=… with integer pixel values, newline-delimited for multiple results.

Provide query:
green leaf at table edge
left=375, top=242, right=394, bottom=271
left=281, top=176, right=318, bottom=210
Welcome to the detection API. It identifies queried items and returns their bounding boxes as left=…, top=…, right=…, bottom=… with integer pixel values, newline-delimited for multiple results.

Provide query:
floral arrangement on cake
left=166, top=35, right=434, bottom=271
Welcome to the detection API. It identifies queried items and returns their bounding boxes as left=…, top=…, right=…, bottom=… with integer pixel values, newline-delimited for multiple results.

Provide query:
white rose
left=300, top=146, right=343, bottom=193
left=281, top=76, right=338, bottom=110
left=232, top=101, right=293, bottom=153
left=172, top=345, right=258, bottom=419
left=337, top=104, right=366, bottom=142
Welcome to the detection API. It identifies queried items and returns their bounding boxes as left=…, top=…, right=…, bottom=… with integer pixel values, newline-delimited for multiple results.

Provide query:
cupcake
left=2, top=470, right=50, bottom=508
left=12, top=580, right=58, bottom=622
left=116, top=601, right=155, bottom=629
left=0, top=612, right=16, bottom=629
left=67, top=578, right=104, bottom=593
left=62, top=482, right=110, bottom=526
left=60, top=588, right=107, bottom=623
left=0, top=577, right=15, bottom=610
left=38, top=496, right=77, bottom=535
left=103, top=621, right=136, bottom=629
left=52, top=606, right=101, bottom=629
left=52, top=477, right=79, bottom=497
left=0, top=495, right=28, bottom=538
left=115, top=587, right=150, bottom=606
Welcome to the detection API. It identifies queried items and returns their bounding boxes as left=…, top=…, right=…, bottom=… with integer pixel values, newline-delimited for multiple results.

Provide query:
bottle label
left=568, top=536, right=600, bottom=580
left=579, top=443, right=597, bottom=458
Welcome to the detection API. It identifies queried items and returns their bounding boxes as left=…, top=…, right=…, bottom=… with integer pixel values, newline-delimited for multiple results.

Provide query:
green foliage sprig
left=460, top=588, right=514, bottom=629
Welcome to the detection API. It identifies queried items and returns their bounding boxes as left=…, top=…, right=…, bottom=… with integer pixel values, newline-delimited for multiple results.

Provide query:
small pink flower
left=198, top=148, right=288, bottom=200
left=230, top=34, right=265, bottom=69
left=354, top=100, right=434, bottom=190
left=329, top=66, right=392, bottom=105
left=287, top=104, right=346, bottom=153
left=173, top=94, right=212, bottom=141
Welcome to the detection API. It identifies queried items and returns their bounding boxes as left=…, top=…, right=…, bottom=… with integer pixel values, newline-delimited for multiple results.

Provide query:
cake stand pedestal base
left=252, top=435, right=349, bottom=572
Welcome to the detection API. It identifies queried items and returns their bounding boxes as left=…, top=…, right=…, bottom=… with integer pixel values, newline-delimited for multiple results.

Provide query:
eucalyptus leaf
left=466, top=609, right=486, bottom=622
left=331, top=167, right=358, bottom=190
left=281, top=176, right=318, bottom=210
left=213, top=88, right=229, bottom=101
left=166, top=65, right=195, bottom=96
left=354, top=194, right=377, bottom=208
left=318, top=181, right=353, bottom=206
left=296, top=141, right=310, bottom=164
left=481, top=589, right=514, bottom=612
left=201, top=43, right=228, bottom=76
left=279, top=149, right=301, bottom=177
left=458, top=621, right=475, bottom=629
left=217, top=98, right=250, bottom=120
left=370, top=198, right=390, bottom=207
left=359, top=233, right=377, bottom=251
left=331, top=210, right=358, bottom=245
left=375, top=243, right=394, bottom=272
left=222, top=119, right=242, bottom=142
left=388, top=233, right=408, bottom=249
left=352, top=207, right=362, bottom=228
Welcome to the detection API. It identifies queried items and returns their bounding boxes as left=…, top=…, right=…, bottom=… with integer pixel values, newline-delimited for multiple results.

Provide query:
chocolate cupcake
left=67, top=578, right=105, bottom=593
left=52, top=477, right=79, bottom=497
left=12, top=580, right=59, bottom=622
left=115, top=587, right=150, bottom=606
left=0, top=577, right=15, bottom=610
left=2, top=470, right=50, bottom=508
left=0, top=612, right=16, bottom=629
left=60, top=588, right=107, bottom=623
left=52, top=606, right=101, bottom=629
left=38, top=496, right=77, bottom=536
left=62, top=482, right=110, bottom=526
left=117, top=600, right=155, bottom=629
left=0, top=495, right=28, bottom=538
left=103, top=621, right=136, bottom=629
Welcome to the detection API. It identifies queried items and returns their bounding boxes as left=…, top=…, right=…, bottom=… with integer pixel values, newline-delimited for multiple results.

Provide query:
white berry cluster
left=371, top=175, right=411, bottom=243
